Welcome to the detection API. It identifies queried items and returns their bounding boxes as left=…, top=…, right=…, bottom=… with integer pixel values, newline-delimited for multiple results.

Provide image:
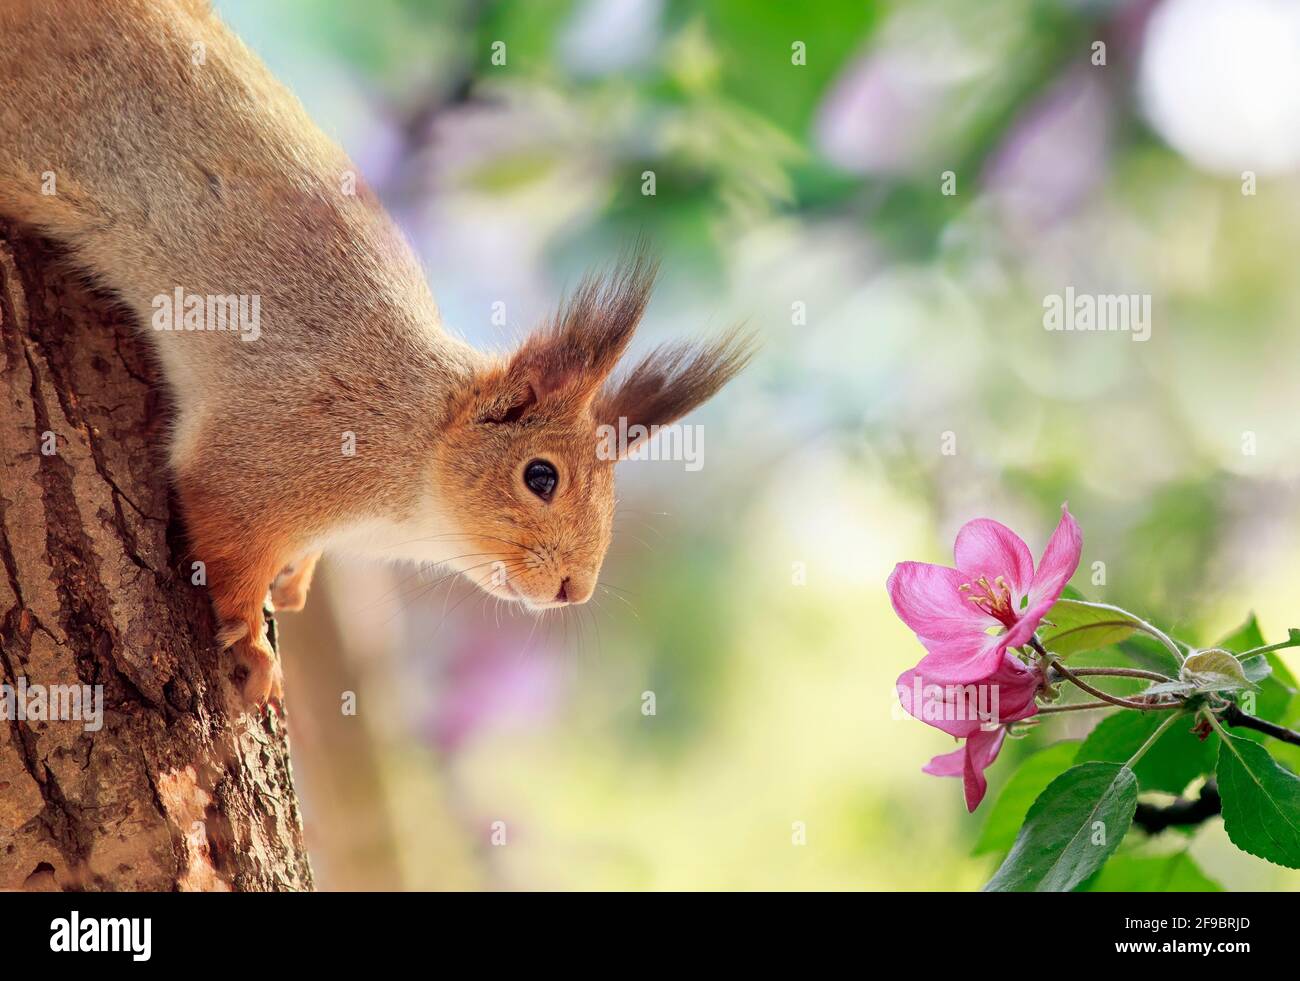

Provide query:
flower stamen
left=959, top=575, right=1017, bottom=626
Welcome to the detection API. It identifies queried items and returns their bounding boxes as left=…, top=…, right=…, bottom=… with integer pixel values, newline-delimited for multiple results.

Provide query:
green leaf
left=1217, top=615, right=1296, bottom=698
left=1227, top=622, right=1300, bottom=665
left=1216, top=614, right=1266, bottom=654
left=1216, top=732, right=1300, bottom=869
left=1181, top=648, right=1258, bottom=694
left=1262, top=644, right=1298, bottom=689
left=973, top=742, right=1079, bottom=856
left=984, top=763, right=1138, bottom=892
left=1113, top=635, right=1183, bottom=683
left=1242, top=667, right=1300, bottom=773
left=1216, top=616, right=1299, bottom=760
left=1039, top=599, right=1139, bottom=657
left=1084, top=851, right=1222, bottom=892
left=1251, top=659, right=1297, bottom=721
left=1242, top=655, right=1273, bottom=684
left=1076, top=711, right=1214, bottom=796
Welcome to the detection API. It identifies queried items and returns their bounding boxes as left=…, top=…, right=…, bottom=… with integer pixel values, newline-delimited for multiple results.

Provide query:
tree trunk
left=0, top=219, right=313, bottom=891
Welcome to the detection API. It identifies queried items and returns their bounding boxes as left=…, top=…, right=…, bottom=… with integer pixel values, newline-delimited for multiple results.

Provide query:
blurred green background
left=218, top=0, right=1300, bottom=889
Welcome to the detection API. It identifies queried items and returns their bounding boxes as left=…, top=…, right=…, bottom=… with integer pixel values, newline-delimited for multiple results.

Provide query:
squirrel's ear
left=507, top=251, right=659, bottom=404
left=594, top=327, right=755, bottom=456
left=476, top=376, right=538, bottom=425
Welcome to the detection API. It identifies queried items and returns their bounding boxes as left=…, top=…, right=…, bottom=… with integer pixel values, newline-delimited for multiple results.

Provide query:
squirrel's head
left=433, top=254, right=752, bottom=610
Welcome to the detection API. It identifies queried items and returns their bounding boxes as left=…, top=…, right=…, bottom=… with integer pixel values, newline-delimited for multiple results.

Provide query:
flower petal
left=904, top=649, right=1040, bottom=736
left=915, top=632, right=1009, bottom=685
left=887, top=561, right=992, bottom=641
left=962, top=727, right=1007, bottom=811
left=923, top=745, right=965, bottom=778
left=1026, top=504, right=1083, bottom=612
left=896, top=666, right=982, bottom=737
left=986, top=656, right=1041, bottom=723
left=953, top=518, right=1035, bottom=600
left=1000, top=612, right=1040, bottom=655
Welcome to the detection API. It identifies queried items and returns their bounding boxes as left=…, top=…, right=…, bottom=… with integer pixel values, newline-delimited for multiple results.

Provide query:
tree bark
left=0, top=219, right=313, bottom=891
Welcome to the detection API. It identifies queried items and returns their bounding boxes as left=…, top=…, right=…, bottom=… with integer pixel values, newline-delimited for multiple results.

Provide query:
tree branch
left=1221, top=704, right=1300, bottom=747
left=1132, top=783, right=1221, bottom=834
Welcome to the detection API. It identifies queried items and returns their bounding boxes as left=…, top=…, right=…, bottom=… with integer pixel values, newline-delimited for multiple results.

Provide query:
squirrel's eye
left=524, top=459, right=558, bottom=500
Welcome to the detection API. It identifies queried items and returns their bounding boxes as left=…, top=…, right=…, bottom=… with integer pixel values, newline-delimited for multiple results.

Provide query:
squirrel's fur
left=0, top=0, right=751, bottom=705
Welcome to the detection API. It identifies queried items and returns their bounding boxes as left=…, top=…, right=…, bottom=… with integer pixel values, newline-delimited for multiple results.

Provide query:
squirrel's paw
left=240, top=649, right=284, bottom=708
left=270, top=580, right=307, bottom=613
left=270, top=551, right=321, bottom=613
left=219, top=622, right=283, bottom=707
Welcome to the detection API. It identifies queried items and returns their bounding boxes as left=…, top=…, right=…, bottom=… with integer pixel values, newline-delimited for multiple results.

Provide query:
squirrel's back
left=0, top=0, right=472, bottom=414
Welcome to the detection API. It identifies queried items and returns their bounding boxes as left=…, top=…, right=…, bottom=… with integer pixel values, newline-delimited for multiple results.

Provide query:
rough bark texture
left=0, top=219, right=313, bottom=891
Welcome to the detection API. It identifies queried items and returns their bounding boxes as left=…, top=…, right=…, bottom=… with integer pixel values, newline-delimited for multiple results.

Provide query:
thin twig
left=1037, top=701, right=1116, bottom=714
left=1235, top=632, right=1300, bottom=660
left=1030, top=639, right=1182, bottom=711
left=1126, top=712, right=1184, bottom=767
left=1053, top=666, right=1174, bottom=684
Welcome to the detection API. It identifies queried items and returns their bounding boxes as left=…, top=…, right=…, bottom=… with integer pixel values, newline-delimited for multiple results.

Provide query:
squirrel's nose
left=553, top=575, right=594, bottom=605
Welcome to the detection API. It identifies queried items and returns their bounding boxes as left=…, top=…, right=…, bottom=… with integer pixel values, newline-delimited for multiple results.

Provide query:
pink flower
left=887, top=504, right=1082, bottom=683
left=896, top=654, right=1041, bottom=811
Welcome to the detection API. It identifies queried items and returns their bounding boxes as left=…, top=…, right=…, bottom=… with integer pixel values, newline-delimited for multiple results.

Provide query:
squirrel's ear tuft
left=594, top=326, right=756, bottom=454
left=509, top=250, right=659, bottom=401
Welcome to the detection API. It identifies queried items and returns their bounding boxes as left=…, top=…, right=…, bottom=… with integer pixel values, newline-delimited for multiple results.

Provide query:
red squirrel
left=0, top=0, right=751, bottom=705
